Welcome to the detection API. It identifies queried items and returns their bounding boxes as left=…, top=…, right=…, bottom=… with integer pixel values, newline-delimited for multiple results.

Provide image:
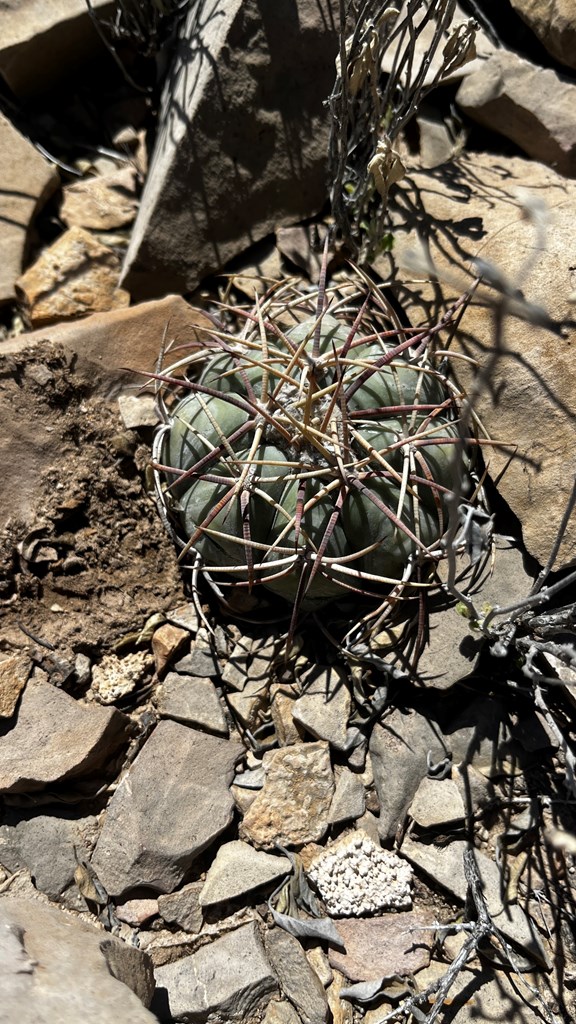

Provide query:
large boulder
left=383, top=152, right=576, bottom=569
left=510, top=0, right=576, bottom=71
left=122, top=0, right=338, bottom=298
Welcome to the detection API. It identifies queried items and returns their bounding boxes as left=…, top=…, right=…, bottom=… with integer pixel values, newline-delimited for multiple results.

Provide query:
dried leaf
left=270, top=906, right=345, bottom=948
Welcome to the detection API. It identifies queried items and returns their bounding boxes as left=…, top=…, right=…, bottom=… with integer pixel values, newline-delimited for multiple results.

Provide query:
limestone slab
left=91, top=721, right=243, bottom=896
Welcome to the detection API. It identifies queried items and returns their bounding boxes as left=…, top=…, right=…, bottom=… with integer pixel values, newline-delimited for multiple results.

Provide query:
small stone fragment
left=16, top=226, right=129, bottom=325
left=369, top=709, right=448, bottom=840
left=199, top=840, right=291, bottom=907
left=0, top=655, right=29, bottom=718
left=270, top=682, right=304, bottom=746
left=408, top=777, right=466, bottom=828
left=241, top=742, right=335, bottom=849
left=174, top=627, right=218, bottom=677
left=157, top=881, right=204, bottom=933
left=227, top=677, right=270, bottom=731
left=151, top=623, right=189, bottom=676
left=293, top=665, right=351, bottom=751
left=91, top=721, right=243, bottom=896
left=61, top=166, right=139, bottom=231
left=117, top=394, right=159, bottom=430
left=165, top=602, right=199, bottom=634
left=116, top=899, right=159, bottom=927
left=156, top=673, right=228, bottom=735
left=328, top=912, right=434, bottom=982
left=264, top=1000, right=302, bottom=1024
left=307, top=831, right=412, bottom=917
left=154, top=922, right=277, bottom=1022
left=92, top=651, right=152, bottom=705
left=265, top=927, right=329, bottom=1024
left=0, top=678, right=129, bottom=794
left=329, top=768, right=366, bottom=826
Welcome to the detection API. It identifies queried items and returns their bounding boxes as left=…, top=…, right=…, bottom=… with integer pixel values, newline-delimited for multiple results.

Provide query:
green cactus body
left=157, top=293, right=468, bottom=610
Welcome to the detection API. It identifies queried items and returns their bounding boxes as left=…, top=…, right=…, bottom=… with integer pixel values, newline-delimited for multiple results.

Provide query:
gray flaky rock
left=369, top=709, right=448, bottom=841
left=0, top=678, right=130, bottom=794
left=456, top=51, right=576, bottom=177
left=0, top=0, right=113, bottom=96
left=240, top=741, right=335, bottom=849
left=156, top=673, right=228, bottom=735
left=92, top=721, right=243, bottom=896
left=199, top=841, right=291, bottom=907
left=386, top=152, right=576, bottom=568
left=0, top=112, right=58, bottom=304
left=122, top=0, right=337, bottom=298
left=292, top=665, right=351, bottom=751
left=510, top=0, right=576, bottom=70
left=0, top=897, right=156, bottom=1022
left=0, top=810, right=97, bottom=900
left=154, top=922, right=277, bottom=1022
left=264, top=928, right=329, bottom=1024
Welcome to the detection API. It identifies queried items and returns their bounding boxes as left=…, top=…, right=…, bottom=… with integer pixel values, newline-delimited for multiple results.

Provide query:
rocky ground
left=1, top=2, right=576, bottom=1023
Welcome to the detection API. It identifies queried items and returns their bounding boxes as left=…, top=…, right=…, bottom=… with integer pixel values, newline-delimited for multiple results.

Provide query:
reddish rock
left=0, top=655, right=30, bottom=719
left=151, top=623, right=189, bottom=676
left=328, top=913, right=434, bottom=981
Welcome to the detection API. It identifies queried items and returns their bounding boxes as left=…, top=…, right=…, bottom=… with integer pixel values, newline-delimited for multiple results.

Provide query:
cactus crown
left=152, top=265, right=478, bottom=633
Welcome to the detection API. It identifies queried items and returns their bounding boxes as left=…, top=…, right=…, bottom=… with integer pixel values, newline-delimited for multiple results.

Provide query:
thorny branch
left=328, top=0, right=477, bottom=259
left=375, top=850, right=561, bottom=1024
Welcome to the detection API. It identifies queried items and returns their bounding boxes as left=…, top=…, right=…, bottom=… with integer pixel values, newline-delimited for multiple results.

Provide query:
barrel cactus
left=152, top=268, right=474, bottom=618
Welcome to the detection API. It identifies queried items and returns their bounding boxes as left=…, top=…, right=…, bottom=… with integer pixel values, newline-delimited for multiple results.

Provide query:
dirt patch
left=0, top=344, right=184, bottom=660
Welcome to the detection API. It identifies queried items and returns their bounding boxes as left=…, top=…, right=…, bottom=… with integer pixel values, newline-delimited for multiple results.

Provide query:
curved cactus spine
left=151, top=264, right=486, bottom=631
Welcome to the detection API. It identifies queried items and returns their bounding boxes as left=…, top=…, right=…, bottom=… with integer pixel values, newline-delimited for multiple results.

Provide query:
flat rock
left=157, top=881, right=204, bottom=933
left=401, top=837, right=549, bottom=964
left=328, top=912, right=434, bottom=982
left=386, top=152, right=576, bottom=568
left=154, top=921, right=277, bottom=1022
left=264, top=928, right=329, bottom=1024
left=200, top=840, right=290, bottom=907
left=0, top=809, right=97, bottom=900
left=1, top=295, right=214, bottom=399
left=241, top=741, right=335, bottom=849
left=510, top=0, right=576, bottom=71
left=0, top=897, right=155, bottom=1022
left=0, top=0, right=113, bottom=96
left=156, top=673, right=228, bottom=735
left=419, top=541, right=534, bottom=689
left=328, top=768, right=366, bottom=825
left=17, top=225, right=130, bottom=325
left=0, top=677, right=129, bottom=794
left=408, top=777, right=466, bottom=828
left=0, top=654, right=30, bottom=718
left=369, top=709, right=448, bottom=841
left=293, top=665, right=351, bottom=750
left=0, top=111, right=58, bottom=304
left=122, top=0, right=337, bottom=298
left=91, top=721, right=243, bottom=896
left=456, top=50, right=576, bottom=177
left=61, top=166, right=139, bottom=231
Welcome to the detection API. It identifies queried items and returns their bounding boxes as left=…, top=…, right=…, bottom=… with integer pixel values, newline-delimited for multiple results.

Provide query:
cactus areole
left=154, top=276, right=470, bottom=613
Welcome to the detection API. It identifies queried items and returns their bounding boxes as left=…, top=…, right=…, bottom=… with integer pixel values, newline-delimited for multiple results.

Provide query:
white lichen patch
left=92, top=650, right=153, bottom=704
left=306, top=829, right=412, bottom=916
